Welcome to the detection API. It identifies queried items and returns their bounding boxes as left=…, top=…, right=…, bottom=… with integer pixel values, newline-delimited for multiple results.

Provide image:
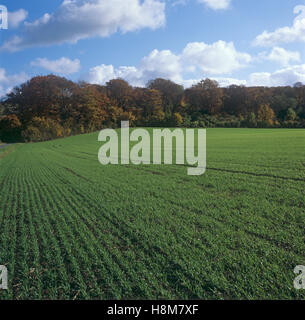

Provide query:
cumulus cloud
left=172, top=0, right=231, bottom=10
left=31, top=57, right=81, bottom=75
left=83, top=40, right=251, bottom=87
left=84, top=59, right=305, bottom=88
left=253, top=5, right=305, bottom=46
left=82, top=38, right=305, bottom=88
left=248, top=64, right=305, bottom=86
left=82, top=50, right=182, bottom=87
left=197, top=0, right=231, bottom=10
left=140, top=49, right=182, bottom=83
left=182, top=41, right=251, bottom=74
left=8, top=9, right=28, bottom=28
left=211, top=77, right=246, bottom=86
left=258, top=47, right=301, bottom=67
left=266, top=47, right=300, bottom=66
left=0, top=69, right=29, bottom=97
left=182, top=77, right=246, bottom=88
left=1, top=0, right=166, bottom=52
left=83, top=64, right=122, bottom=85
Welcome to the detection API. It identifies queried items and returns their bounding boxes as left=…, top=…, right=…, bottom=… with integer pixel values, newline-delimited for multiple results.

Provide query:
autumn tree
left=137, top=88, right=165, bottom=125
left=72, top=84, right=110, bottom=133
left=257, top=104, right=276, bottom=126
left=294, top=82, right=305, bottom=119
left=185, top=79, right=223, bottom=116
left=2, top=74, right=305, bottom=142
left=106, top=79, right=133, bottom=111
left=147, top=78, right=184, bottom=116
left=0, top=114, right=22, bottom=142
left=21, top=117, right=64, bottom=142
left=173, top=112, right=183, bottom=127
left=245, top=112, right=257, bottom=128
left=285, top=108, right=297, bottom=121
left=223, top=85, right=248, bottom=116
left=6, top=75, right=78, bottom=123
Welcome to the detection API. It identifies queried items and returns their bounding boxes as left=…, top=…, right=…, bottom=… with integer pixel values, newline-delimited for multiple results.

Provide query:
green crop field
left=0, top=128, right=304, bottom=300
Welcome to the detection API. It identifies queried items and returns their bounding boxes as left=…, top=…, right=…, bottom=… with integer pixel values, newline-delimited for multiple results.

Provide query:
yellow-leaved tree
left=257, top=104, right=275, bottom=126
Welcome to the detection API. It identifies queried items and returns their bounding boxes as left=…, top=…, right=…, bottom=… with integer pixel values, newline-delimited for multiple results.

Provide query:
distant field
left=0, top=128, right=305, bottom=300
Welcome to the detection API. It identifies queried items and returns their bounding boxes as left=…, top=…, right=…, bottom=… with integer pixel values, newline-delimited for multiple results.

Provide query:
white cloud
left=182, top=77, right=246, bottom=88
left=83, top=64, right=150, bottom=87
left=31, top=57, right=81, bottom=75
left=172, top=0, right=231, bottom=10
left=197, top=0, right=231, bottom=10
left=254, top=5, right=305, bottom=46
left=258, top=47, right=301, bottom=67
left=83, top=40, right=305, bottom=88
left=0, top=69, right=29, bottom=97
left=0, top=36, right=22, bottom=52
left=140, top=49, right=182, bottom=83
left=248, top=72, right=273, bottom=87
left=211, top=77, right=246, bottom=87
left=171, top=0, right=188, bottom=6
left=82, top=49, right=182, bottom=88
left=182, top=41, right=251, bottom=74
left=83, top=64, right=117, bottom=85
left=248, top=64, right=305, bottom=86
left=1, top=0, right=166, bottom=52
left=83, top=40, right=251, bottom=87
left=8, top=9, right=28, bottom=28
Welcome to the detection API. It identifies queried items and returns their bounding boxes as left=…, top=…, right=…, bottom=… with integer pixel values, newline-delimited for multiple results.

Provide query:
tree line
left=0, top=75, right=305, bottom=142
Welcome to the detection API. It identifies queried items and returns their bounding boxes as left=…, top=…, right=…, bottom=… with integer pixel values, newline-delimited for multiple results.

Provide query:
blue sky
left=1, top=0, right=305, bottom=96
